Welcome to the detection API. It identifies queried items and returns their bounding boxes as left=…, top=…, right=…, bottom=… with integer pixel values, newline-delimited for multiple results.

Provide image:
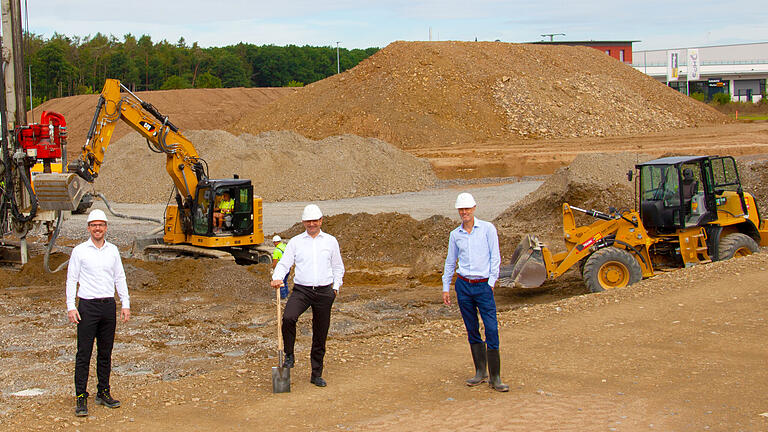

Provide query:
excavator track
left=140, top=244, right=236, bottom=262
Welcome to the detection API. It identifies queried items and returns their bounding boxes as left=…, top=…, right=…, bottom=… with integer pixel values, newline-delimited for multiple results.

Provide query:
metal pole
left=335, top=42, right=340, bottom=74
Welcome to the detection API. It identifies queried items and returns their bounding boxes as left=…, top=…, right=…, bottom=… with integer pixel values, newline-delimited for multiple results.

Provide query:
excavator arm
left=35, top=80, right=207, bottom=226
left=69, top=79, right=206, bottom=202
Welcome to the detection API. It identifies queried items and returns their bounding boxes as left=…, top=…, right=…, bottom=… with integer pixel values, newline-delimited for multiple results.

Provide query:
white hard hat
left=86, top=209, right=108, bottom=223
left=272, top=235, right=282, bottom=242
left=301, top=204, right=323, bottom=221
left=455, top=192, right=477, bottom=209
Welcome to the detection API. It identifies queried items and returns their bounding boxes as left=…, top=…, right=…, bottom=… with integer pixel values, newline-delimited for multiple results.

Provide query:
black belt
left=294, top=283, right=333, bottom=291
left=457, top=275, right=489, bottom=284
left=79, top=297, right=115, bottom=303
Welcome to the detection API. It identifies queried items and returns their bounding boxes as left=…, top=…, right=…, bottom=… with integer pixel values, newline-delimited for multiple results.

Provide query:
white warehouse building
left=632, top=42, right=768, bottom=102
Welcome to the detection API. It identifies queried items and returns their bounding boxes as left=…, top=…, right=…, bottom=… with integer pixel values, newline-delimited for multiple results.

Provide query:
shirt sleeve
left=442, top=231, right=458, bottom=293
left=65, top=247, right=81, bottom=311
left=330, top=237, right=345, bottom=291
left=272, top=239, right=295, bottom=281
left=113, top=247, right=130, bottom=309
left=487, top=223, right=501, bottom=288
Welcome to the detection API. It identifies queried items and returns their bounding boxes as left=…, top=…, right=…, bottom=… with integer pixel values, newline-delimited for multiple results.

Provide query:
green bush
left=195, top=72, right=222, bottom=89
left=711, top=93, right=731, bottom=105
left=286, top=80, right=304, bottom=87
left=690, top=92, right=707, bottom=102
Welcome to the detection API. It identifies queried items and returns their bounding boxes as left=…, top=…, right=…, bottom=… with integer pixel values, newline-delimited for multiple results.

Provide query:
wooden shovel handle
left=276, top=286, right=284, bottom=351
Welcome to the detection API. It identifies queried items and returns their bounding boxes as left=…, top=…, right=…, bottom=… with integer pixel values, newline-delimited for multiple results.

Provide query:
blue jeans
left=455, top=277, right=500, bottom=350
left=280, top=274, right=290, bottom=299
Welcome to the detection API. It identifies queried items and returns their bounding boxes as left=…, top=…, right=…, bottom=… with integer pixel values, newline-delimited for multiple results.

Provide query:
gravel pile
left=93, top=130, right=436, bottom=203
left=231, top=41, right=728, bottom=149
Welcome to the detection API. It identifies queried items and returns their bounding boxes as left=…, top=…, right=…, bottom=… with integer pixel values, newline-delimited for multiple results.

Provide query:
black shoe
left=75, top=394, right=88, bottom=417
left=282, top=353, right=295, bottom=368
left=95, top=388, right=121, bottom=408
left=310, top=376, right=327, bottom=387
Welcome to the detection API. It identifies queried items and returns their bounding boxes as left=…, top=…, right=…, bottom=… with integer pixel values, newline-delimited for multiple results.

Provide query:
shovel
left=272, top=286, right=291, bottom=393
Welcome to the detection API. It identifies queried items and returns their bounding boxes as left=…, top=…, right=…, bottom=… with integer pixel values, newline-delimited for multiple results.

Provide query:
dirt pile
left=230, top=41, right=728, bottom=149
left=736, top=156, right=768, bottom=212
left=493, top=152, right=653, bottom=247
left=32, top=87, right=296, bottom=163
left=278, top=212, right=520, bottom=284
left=93, top=130, right=436, bottom=203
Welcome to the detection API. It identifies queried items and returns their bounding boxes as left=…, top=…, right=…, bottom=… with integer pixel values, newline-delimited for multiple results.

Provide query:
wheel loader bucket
left=502, top=234, right=547, bottom=289
left=33, top=173, right=93, bottom=211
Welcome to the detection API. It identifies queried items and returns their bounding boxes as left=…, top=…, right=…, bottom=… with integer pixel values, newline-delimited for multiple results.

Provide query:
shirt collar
left=457, top=217, right=481, bottom=233
left=86, top=238, right=109, bottom=250
left=300, top=229, right=325, bottom=239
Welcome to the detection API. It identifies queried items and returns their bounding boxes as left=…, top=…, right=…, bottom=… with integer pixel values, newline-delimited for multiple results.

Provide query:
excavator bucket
left=33, top=173, right=92, bottom=211
left=501, top=234, right=547, bottom=289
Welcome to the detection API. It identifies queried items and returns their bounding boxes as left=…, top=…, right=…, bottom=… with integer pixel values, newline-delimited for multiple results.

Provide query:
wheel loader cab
left=192, top=179, right=254, bottom=237
left=637, top=156, right=718, bottom=233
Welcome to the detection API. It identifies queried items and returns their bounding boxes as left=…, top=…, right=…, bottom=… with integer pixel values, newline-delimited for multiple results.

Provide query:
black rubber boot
left=466, top=343, right=488, bottom=386
left=487, top=349, right=509, bottom=392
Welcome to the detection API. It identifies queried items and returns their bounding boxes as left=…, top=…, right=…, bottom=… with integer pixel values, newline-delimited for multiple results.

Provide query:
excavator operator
left=213, top=191, right=234, bottom=233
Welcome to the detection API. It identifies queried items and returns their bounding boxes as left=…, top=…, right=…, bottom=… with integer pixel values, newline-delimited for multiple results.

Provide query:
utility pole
left=541, top=33, right=565, bottom=42
left=335, top=42, right=341, bottom=74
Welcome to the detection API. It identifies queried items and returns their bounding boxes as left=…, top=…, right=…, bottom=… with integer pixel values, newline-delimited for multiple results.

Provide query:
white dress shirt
left=273, top=230, right=345, bottom=291
left=66, top=238, right=130, bottom=311
left=442, top=217, right=501, bottom=292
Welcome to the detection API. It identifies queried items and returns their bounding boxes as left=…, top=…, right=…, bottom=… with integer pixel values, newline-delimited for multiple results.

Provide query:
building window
left=620, top=50, right=625, bottom=62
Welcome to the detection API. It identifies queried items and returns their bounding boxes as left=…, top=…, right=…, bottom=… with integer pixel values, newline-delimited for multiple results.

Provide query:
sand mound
left=93, top=130, right=436, bottom=203
left=230, top=41, right=728, bottom=149
left=493, top=153, right=653, bottom=246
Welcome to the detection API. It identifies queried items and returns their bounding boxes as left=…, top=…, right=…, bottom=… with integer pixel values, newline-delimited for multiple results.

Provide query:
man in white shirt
left=271, top=204, right=344, bottom=387
left=443, top=193, right=508, bottom=392
left=66, top=209, right=131, bottom=416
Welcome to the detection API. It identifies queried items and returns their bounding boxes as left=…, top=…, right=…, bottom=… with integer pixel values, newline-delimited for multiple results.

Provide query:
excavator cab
left=637, top=156, right=718, bottom=233
left=193, top=179, right=254, bottom=236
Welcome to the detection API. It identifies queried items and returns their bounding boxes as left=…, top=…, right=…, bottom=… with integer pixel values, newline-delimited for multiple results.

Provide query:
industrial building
left=632, top=42, right=768, bottom=102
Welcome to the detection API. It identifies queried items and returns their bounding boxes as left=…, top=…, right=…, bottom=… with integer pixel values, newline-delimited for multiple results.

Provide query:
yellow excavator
left=34, top=79, right=271, bottom=264
left=503, top=155, right=768, bottom=292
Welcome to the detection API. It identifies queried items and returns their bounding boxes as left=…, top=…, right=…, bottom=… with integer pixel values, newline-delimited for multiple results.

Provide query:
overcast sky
left=21, top=0, right=768, bottom=52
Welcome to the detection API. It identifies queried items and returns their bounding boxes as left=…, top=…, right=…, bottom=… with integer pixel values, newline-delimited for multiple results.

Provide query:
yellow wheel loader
left=32, top=79, right=272, bottom=264
left=502, top=155, right=768, bottom=292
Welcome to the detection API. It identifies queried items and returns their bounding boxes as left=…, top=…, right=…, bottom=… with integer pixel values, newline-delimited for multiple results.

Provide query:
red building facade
left=534, top=41, right=636, bottom=64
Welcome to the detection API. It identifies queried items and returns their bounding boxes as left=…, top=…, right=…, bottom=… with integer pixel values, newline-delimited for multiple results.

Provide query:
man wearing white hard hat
left=66, top=209, right=131, bottom=416
left=442, top=192, right=508, bottom=392
left=271, top=235, right=289, bottom=299
left=271, top=204, right=344, bottom=387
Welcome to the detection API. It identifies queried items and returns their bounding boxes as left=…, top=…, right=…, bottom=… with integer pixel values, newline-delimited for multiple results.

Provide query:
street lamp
left=336, top=41, right=341, bottom=74
left=541, top=33, right=565, bottom=42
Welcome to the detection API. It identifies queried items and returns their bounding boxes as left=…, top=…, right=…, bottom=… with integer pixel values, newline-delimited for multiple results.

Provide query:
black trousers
left=75, top=298, right=116, bottom=396
left=281, top=284, right=335, bottom=378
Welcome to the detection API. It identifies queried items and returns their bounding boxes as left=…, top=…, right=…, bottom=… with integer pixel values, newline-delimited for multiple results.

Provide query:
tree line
left=23, top=33, right=379, bottom=104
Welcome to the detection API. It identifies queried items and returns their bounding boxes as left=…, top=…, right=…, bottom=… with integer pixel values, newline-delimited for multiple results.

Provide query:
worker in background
left=271, top=204, right=344, bottom=388
left=442, top=192, right=509, bottom=392
left=213, top=191, right=234, bottom=233
left=272, top=235, right=289, bottom=299
left=66, top=209, right=131, bottom=417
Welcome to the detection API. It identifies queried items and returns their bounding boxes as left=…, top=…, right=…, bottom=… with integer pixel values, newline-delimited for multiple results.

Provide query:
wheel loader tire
left=583, top=247, right=642, bottom=293
left=717, top=233, right=759, bottom=261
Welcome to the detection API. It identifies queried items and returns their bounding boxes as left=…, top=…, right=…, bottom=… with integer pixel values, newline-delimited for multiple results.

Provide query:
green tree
left=215, top=52, right=249, bottom=87
left=195, top=72, right=222, bottom=88
left=160, top=75, right=192, bottom=89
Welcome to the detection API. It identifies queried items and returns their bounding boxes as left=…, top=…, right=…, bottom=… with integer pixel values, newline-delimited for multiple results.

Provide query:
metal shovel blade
left=272, top=365, right=291, bottom=393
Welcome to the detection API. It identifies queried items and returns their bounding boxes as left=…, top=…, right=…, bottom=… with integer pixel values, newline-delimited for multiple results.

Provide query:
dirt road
left=2, top=250, right=766, bottom=431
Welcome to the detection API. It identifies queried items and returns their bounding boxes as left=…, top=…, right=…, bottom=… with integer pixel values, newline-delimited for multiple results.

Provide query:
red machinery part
left=15, top=110, right=67, bottom=160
